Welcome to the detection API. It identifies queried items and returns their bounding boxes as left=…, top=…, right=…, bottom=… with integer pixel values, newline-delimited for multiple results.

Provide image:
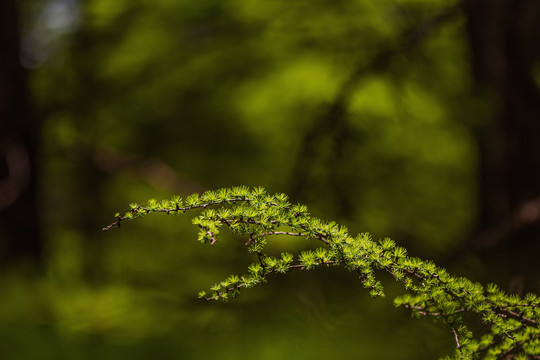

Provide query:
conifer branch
left=104, top=186, right=540, bottom=359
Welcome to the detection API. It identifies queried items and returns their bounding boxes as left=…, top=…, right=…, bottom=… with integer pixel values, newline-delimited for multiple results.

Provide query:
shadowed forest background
left=1, top=0, right=540, bottom=359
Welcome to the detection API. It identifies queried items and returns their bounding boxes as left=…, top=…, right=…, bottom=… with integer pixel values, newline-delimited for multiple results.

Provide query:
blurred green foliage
left=1, top=0, right=482, bottom=358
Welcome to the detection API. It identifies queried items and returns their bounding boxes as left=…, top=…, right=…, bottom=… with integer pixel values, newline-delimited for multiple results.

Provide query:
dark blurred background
left=1, top=0, right=540, bottom=358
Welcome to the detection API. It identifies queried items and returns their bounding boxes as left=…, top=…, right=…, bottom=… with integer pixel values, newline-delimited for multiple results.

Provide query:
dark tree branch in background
left=449, top=196, right=540, bottom=262
left=288, top=3, right=462, bottom=216
left=464, top=0, right=540, bottom=232
left=476, top=196, right=540, bottom=250
left=454, top=0, right=540, bottom=292
left=0, top=0, right=42, bottom=264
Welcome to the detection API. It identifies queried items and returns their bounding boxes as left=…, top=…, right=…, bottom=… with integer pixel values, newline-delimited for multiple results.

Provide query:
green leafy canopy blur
left=2, top=0, right=539, bottom=359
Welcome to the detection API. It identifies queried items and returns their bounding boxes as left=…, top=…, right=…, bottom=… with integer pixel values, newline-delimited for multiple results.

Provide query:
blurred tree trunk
left=0, top=0, right=42, bottom=265
left=464, top=0, right=540, bottom=290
